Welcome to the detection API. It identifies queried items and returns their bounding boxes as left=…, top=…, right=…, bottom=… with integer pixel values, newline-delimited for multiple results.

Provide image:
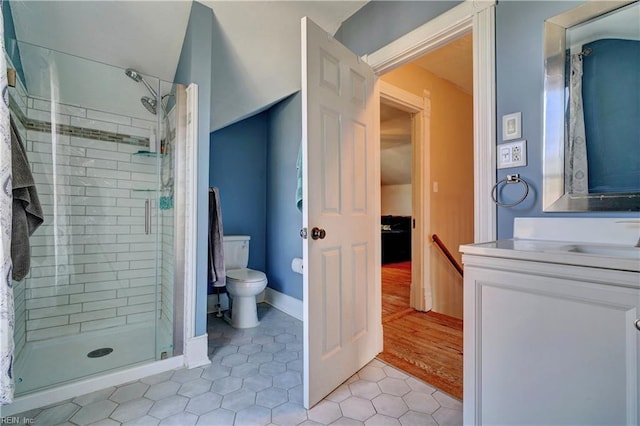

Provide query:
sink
left=560, top=244, right=640, bottom=259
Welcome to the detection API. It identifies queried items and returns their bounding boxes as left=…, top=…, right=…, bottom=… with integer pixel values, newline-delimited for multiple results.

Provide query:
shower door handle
left=145, top=199, right=151, bottom=235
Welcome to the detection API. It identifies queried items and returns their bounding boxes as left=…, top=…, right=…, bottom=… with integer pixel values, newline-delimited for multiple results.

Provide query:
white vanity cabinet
left=461, top=250, right=639, bottom=425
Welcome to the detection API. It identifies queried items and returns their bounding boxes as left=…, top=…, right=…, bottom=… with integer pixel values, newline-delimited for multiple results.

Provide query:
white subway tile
left=27, top=324, right=79, bottom=341
left=85, top=187, right=130, bottom=198
left=70, top=196, right=117, bottom=207
left=128, top=260, right=156, bottom=270
left=69, top=290, right=117, bottom=304
left=28, top=303, right=82, bottom=320
left=26, top=285, right=84, bottom=300
left=117, top=303, right=154, bottom=316
left=26, top=315, right=69, bottom=331
left=86, top=109, right=132, bottom=126
left=81, top=316, right=127, bottom=332
left=70, top=136, right=119, bottom=152
left=127, top=312, right=155, bottom=325
left=118, top=268, right=155, bottom=280
left=25, top=276, right=71, bottom=289
left=87, top=167, right=130, bottom=180
left=83, top=298, right=128, bottom=312
left=117, top=124, right=151, bottom=139
left=84, top=261, right=130, bottom=273
left=32, top=98, right=86, bottom=117
left=129, top=243, right=156, bottom=252
left=86, top=206, right=131, bottom=216
left=70, top=216, right=118, bottom=226
left=130, top=172, right=156, bottom=183
left=69, top=176, right=118, bottom=188
left=69, top=234, right=117, bottom=245
left=117, top=251, right=155, bottom=262
left=118, top=161, right=156, bottom=174
left=129, top=277, right=155, bottom=287
left=117, top=286, right=155, bottom=298
left=84, top=225, right=131, bottom=235
left=131, top=118, right=155, bottom=129
left=83, top=244, right=130, bottom=254
left=28, top=109, right=71, bottom=125
left=69, top=157, right=118, bottom=170
left=128, top=294, right=156, bottom=306
left=69, top=271, right=118, bottom=284
left=86, top=148, right=130, bottom=162
left=69, top=308, right=116, bottom=324
left=32, top=141, right=85, bottom=157
left=70, top=116, right=118, bottom=133
left=83, top=280, right=129, bottom=293
left=25, top=295, right=69, bottom=310
left=70, top=253, right=118, bottom=264
left=117, top=216, right=144, bottom=226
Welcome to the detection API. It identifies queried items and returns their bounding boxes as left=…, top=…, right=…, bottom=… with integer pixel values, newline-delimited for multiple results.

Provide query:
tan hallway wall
left=381, top=63, right=473, bottom=319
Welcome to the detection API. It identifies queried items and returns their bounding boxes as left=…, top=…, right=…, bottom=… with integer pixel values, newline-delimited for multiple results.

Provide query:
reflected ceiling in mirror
left=543, top=1, right=640, bottom=211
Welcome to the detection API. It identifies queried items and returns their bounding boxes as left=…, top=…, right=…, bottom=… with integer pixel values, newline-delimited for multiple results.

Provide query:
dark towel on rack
left=208, top=187, right=226, bottom=289
left=10, top=115, right=44, bottom=281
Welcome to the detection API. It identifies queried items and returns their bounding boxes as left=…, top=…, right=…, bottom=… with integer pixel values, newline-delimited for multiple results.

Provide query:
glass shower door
left=7, top=40, right=175, bottom=396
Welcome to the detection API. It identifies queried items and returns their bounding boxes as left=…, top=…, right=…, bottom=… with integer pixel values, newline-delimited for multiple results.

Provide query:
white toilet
left=223, top=235, right=268, bottom=328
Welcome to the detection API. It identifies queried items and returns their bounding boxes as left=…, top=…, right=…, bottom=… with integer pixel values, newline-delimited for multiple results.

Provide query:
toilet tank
left=223, top=235, right=250, bottom=270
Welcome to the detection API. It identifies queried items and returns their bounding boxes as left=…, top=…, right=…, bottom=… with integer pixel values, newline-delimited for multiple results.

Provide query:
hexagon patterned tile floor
left=13, top=304, right=462, bottom=425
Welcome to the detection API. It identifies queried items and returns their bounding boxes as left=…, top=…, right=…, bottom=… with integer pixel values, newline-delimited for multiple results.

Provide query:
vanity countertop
left=460, top=239, right=640, bottom=274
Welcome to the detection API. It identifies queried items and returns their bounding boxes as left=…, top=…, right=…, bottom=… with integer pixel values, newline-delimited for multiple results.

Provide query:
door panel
left=302, top=17, right=381, bottom=408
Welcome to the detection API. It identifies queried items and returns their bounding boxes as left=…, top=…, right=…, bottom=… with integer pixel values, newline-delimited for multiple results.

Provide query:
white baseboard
left=261, top=287, right=303, bottom=321
left=185, top=334, right=211, bottom=368
left=0, top=356, right=184, bottom=416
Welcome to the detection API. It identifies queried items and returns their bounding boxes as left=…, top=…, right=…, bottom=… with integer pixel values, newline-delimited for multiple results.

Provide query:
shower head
left=125, top=68, right=143, bottom=83
left=141, top=96, right=157, bottom=115
left=125, top=67, right=158, bottom=99
left=140, top=94, right=175, bottom=116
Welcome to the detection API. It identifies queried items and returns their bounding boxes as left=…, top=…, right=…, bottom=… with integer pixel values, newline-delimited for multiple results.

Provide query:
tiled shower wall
left=9, top=78, right=176, bottom=345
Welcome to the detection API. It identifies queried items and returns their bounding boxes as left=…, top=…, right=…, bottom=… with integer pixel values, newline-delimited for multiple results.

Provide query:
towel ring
left=491, top=174, right=530, bottom=207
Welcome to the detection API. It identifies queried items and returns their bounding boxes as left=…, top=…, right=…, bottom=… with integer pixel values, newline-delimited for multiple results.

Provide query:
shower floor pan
left=14, top=323, right=156, bottom=396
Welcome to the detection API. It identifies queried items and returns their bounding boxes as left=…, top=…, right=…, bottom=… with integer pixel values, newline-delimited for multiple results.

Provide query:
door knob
left=311, top=227, right=326, bottom=240
left=635, top=319, right=640, bottom=331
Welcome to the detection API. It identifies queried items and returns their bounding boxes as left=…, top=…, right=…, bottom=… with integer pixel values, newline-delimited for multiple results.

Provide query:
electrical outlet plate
left=497, top=140, right=527, bottom=169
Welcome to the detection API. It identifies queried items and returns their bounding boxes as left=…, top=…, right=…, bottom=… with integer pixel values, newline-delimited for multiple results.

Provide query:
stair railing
left=431, top=234, right=464, bottom=277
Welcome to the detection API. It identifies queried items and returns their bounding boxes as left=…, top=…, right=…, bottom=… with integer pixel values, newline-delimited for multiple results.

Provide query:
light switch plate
left=502, top=112, right=522, bottom=141
left=497, top=140, right=527, bottom=169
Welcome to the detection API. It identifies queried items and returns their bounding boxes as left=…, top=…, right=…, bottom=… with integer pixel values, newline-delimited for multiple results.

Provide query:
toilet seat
left=227, top=268, right=266, bottom=284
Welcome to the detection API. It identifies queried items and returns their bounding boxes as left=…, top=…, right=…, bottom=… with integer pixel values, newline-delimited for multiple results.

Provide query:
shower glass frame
left=6, top=39, right=180, bottom=397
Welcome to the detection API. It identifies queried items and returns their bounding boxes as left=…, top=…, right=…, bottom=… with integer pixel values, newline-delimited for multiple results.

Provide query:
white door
left=301, top=17, right=381, bottom=409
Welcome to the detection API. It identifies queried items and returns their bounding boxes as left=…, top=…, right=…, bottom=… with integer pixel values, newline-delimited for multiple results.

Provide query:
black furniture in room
left=381, top=215, right=412, bottom=264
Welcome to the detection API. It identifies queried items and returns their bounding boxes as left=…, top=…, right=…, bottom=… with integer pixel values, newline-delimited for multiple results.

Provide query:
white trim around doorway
left=379, top=81, right=432, bottom=312
left=365, top=0, right=497, bottom=244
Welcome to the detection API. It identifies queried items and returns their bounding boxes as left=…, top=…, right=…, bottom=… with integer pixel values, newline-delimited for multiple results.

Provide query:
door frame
left=365, top=0, right=497, bottom=245
left=379, top=81, right=432, bottom=311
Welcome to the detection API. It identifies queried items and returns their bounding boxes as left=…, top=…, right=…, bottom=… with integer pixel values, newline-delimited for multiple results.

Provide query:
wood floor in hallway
left=378, top=261, right=464, bottom=399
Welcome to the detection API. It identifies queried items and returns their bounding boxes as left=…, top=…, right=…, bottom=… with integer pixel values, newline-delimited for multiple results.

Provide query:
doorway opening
left=377, top=32, right=474, bottom=400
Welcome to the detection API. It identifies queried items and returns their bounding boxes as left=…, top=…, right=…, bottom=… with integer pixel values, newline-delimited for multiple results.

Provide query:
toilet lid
left=227, top=268, right=267, bottom=283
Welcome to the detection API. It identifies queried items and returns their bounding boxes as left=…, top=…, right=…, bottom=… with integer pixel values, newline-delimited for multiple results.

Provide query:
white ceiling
left=7, top=0, right=367, bottom=127
left=413, top=33, right=473, bottom=94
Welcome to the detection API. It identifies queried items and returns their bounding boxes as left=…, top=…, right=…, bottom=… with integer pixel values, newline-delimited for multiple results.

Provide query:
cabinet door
left=464, top=261, right=639, bottom=425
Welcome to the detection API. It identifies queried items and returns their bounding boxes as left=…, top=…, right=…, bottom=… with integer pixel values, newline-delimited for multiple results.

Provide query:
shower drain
left=87, top=347, right=114, bottom=358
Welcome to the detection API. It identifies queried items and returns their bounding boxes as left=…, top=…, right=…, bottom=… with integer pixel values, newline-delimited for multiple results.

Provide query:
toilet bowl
left=225, top=269, right=267, bottom=328
left=222, top=236, right=268, bottom=329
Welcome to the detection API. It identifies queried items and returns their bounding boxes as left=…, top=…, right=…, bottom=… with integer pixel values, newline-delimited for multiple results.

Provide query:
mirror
left=543, top=1, right=640, bottom=211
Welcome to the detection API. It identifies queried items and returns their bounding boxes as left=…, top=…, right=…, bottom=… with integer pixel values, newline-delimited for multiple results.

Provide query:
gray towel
left=208, top=187, right=225, bottom=288
left=10, top=115, right=43, bottom=281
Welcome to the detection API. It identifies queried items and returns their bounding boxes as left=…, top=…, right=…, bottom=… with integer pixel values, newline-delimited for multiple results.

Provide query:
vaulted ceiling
left=7, top=0, right=367, bottom=127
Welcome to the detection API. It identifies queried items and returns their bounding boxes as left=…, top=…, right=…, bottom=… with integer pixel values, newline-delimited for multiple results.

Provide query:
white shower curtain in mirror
left=0, top=2, right=14, bottom=405
left=565, top=53, right=588, bottom=194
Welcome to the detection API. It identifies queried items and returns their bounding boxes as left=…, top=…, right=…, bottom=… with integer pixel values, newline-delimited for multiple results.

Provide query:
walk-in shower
left=5, top=39, right=187, bottom=400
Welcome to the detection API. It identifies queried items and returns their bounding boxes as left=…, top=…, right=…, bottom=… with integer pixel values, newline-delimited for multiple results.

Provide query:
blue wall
left=210, top=112, right=268, bottom=272
left=208, top=93, right=303, bottom=301
left=337, top=0, right=639, bottom=241
left=335, top=1, right=461, bottom=57
left=266, top=93, right=303, bottom=300
left=173, top=1, right=214, bottom=337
